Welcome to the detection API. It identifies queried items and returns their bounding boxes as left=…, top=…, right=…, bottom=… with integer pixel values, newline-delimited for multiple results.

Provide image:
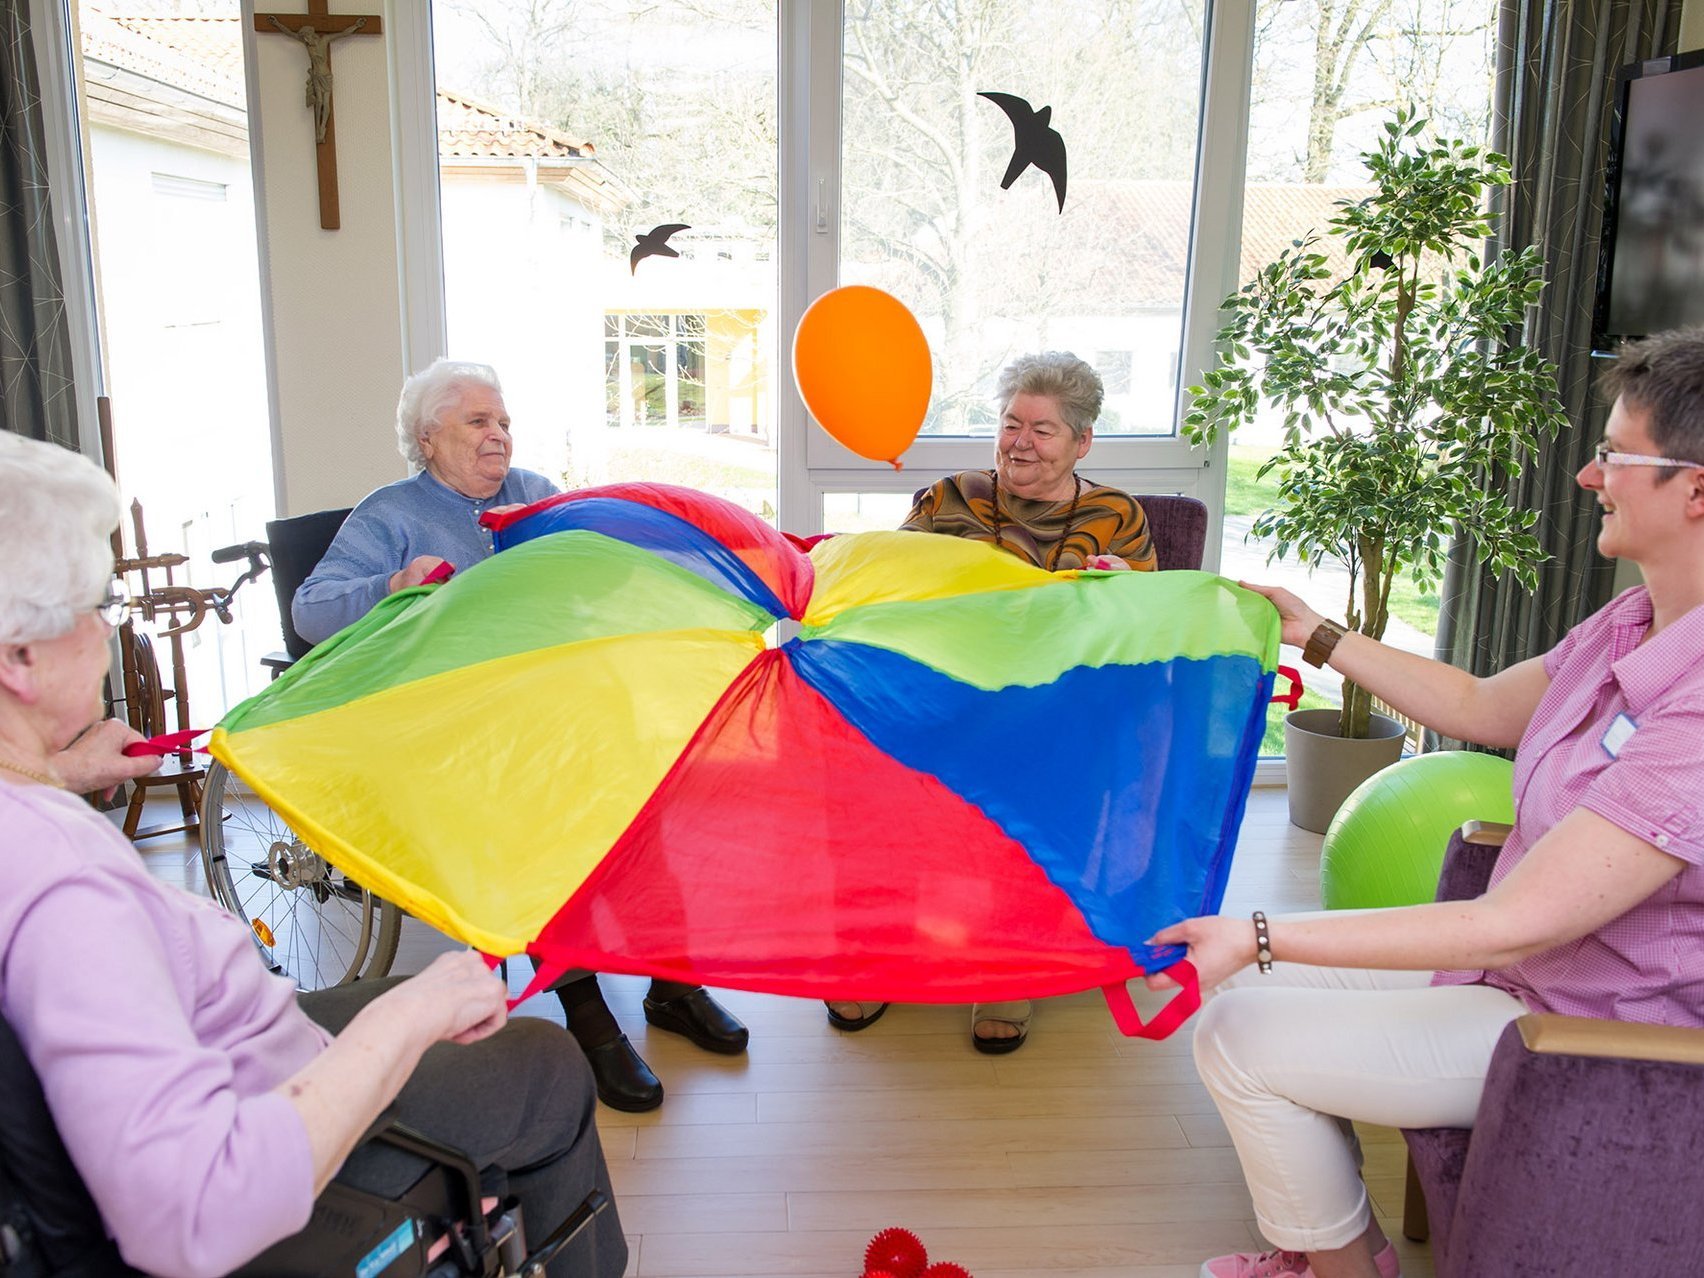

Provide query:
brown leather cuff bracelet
left=1253, top=910, right=1273, bottom=974
left=1302, top=619, right=1348, bottom=668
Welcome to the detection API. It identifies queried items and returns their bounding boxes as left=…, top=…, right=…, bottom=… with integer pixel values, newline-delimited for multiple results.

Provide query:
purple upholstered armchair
left=1400, top=823, right=1704, bottom=1276
left=907, top=489, right=1209, bottom=573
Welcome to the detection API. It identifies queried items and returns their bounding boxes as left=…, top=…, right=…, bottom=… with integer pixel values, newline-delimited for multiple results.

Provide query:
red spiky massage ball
left=864, top=1227, right=928, bottom=1278
left=920, top=1264, right=973, bottom=1278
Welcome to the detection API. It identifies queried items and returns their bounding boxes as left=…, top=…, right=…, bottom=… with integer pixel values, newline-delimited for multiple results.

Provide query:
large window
left=72, top=0, right=277, bottom=718
left=425, top=0, right=1244, bottom=534
left=431, top=0, right=778, bottom=520
left=1229, top=0, right=1495, bottom=753
left=841, top=1, right=1208, bottom=438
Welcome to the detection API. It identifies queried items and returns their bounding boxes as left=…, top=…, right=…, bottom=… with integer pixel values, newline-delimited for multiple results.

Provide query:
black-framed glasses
left=1594, top=442, right=1704, bottom=471
left=94, top=578, right=130, bottom=628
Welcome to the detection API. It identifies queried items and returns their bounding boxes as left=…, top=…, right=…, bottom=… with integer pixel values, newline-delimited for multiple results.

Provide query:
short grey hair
left=1600, top=327, right=1704, bottom=468
left=0, top=433, right=121, bottom=645
left=394, top=358, right=504, bottom=471
left=995, top=351, right=1104, bottom=436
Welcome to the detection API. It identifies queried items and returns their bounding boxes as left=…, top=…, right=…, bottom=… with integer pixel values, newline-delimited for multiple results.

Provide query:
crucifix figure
left=255, top=2, right=383, bottom=230
left=270, top=15, right=366, bottom=144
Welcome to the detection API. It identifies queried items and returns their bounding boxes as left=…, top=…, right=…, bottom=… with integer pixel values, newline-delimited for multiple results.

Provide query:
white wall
left=247, top=0, right=407, bottom=514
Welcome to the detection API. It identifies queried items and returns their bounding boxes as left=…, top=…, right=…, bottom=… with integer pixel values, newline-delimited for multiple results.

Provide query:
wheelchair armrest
left=372, top=1122, right=492, bottom=1255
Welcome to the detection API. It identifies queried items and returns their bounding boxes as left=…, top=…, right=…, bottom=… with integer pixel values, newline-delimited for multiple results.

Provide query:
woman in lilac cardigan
left=0, top=431, right=624, bottom=1278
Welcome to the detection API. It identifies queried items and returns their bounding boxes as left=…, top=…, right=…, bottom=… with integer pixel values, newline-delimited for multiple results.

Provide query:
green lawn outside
left=1261, top=681, right=1338, bottom=755
left=1224, top=444, right=1280, bottom=517
left=1224, top=445, right=1440, bottom=636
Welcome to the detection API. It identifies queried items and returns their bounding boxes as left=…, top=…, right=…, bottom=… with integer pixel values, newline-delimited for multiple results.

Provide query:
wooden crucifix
left=254, top=1, right=383, bottom=230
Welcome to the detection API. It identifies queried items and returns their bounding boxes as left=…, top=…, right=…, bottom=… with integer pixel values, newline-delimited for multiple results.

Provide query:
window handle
left=814, top=177, right=829, bottom=234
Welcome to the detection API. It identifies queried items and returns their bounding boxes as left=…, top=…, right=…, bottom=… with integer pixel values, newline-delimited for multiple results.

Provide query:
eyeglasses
left=94, top=578, right=130, bottom=628
left=1594, top=443, right=1704, bottom=471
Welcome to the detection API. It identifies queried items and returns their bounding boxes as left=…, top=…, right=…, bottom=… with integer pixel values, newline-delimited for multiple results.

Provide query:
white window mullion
left=1179, top=0, right=1257, bottom=573
left=387, top=0, right=448, bottom=375
left=777, top=0, right=842, bottom=534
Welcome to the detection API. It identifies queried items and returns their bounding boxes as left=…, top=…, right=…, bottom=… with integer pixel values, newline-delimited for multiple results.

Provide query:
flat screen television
left=1593, top=49, right=1704, bottom=351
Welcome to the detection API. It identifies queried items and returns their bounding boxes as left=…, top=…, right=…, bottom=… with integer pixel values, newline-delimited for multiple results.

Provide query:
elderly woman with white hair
left=0, top=430, right=625, bottom=1278
left=292, top=357, right=558, bottom=643
left=293, top=357, right=749, bottom=1114
left=826, top=350, right=1160, bottom=1052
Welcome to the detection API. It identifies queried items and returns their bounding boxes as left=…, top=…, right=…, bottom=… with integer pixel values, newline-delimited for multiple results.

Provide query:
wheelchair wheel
left=200, top=761, right=402, bottom=990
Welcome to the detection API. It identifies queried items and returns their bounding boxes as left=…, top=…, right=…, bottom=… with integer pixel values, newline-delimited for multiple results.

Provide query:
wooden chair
left=119, top=630, right=208, bottom=840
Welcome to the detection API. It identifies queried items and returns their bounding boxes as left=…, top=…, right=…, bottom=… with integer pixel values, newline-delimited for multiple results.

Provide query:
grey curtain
left=1433, top=0, right=1683, bottom=715
left=0, top=0, right=77, bottom=446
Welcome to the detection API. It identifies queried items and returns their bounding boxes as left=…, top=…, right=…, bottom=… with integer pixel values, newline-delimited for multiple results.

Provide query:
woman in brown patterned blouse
left=826, top=351, right=1157, bottom=1052
left=903, top=351, right=1157, bottom=573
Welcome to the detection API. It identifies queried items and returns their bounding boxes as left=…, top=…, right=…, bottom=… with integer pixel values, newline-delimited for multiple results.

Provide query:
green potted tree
left=1185, top=112, right=1566, bottom=831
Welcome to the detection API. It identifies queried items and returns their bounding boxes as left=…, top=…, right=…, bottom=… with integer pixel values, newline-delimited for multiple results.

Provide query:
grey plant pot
left=1284, top=707, right=1408, bottom=834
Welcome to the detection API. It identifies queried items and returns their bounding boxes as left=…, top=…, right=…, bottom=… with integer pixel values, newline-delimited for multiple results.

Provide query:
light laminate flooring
left=132, top=786, right=1433, bottom=1278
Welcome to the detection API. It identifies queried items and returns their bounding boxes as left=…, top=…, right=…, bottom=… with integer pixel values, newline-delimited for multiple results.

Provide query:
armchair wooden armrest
left=1517, top=1012, right=1704, bottom=1066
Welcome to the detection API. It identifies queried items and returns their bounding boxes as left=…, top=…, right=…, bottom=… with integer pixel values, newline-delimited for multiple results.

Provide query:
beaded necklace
left=988, top=469, right=1085, bottom=571
left=0, top=756, right=63, bottom=788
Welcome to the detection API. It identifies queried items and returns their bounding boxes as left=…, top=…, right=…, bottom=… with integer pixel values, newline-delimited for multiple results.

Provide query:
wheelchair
left=200, top=509, right=404, bottom=992
left=0, top=1013, right=607, bottom=1278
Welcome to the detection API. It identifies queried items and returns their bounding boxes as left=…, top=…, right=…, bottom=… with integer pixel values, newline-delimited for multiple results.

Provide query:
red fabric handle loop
left=421, top=561, right=456, bottom=585
left=1270, top=664, right=1304, bottom=710
left=505, top=956, right=568, bottom=1012
left=1100, top=959, right=1201, bottom=1040
left=122, top=728, right=210, bottom=757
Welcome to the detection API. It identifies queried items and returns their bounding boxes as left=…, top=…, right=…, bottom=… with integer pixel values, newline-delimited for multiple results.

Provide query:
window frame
left=390, top=0, right=1255, bottom=552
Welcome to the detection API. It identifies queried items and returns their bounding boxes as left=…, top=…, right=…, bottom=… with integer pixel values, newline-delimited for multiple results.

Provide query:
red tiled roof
left=85, top=9, right=245, bottom=107
left=436, top=88, right=594, bottom=160
left=81, top=9, right=601, bottom=163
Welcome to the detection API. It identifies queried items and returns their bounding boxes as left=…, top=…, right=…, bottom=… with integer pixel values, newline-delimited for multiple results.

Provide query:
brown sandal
left=825, top=1000, right=890, bottom=1031
left=971, top=1000, right=1032, bottom=1054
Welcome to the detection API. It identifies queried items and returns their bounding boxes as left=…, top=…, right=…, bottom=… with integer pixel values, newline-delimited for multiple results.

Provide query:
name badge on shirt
left=1602, top=712, right=1637, bottom=759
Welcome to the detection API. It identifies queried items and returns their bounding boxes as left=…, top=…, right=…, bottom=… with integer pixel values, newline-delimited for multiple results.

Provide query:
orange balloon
left=792, top=286, right=931, bottom=468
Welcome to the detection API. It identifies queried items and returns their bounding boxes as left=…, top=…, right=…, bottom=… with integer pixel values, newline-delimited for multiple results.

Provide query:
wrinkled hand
left=388, top=556, right=449, bottom=595
left=385, top=950, right=508, bottom=1046
left=1237, top=581, right=1325, bottom=650
left=1085, top=555, right=1132, bottom=571
left=1144, top=914, right=1256, bottom=993
left=485, top=503, right=527, bottom=518
left=56, top=719, right=160, bottom=798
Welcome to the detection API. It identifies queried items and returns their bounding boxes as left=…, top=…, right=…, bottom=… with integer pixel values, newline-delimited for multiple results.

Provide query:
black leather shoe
left=643, top=988, right=750, bottom=1055
left=582, top=1035, right=663, bottom=1112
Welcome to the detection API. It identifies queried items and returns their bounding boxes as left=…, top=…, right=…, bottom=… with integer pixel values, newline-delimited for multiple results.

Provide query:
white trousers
left=1192, top=956, right=1526, bottom=1252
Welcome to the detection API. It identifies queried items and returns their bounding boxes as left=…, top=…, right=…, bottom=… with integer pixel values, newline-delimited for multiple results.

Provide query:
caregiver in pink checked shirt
left=1159, top=326, right=1704, bottom=1278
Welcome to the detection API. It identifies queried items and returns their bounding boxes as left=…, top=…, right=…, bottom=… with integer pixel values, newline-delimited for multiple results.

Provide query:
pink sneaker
left=1198, top=1240, right=1401, bottom=1278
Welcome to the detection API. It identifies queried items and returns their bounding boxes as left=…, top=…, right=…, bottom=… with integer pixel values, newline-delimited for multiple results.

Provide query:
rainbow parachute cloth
left=211, top=484, right=1279, bottom=1035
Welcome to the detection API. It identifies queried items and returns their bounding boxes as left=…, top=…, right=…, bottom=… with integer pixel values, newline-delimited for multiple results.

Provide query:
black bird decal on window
left=978, top=92, right=1067, bottom=213
left=631, top=223, right=691, bottom=274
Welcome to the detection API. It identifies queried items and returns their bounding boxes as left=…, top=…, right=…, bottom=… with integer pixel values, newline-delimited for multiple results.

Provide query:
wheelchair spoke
left=201, top=763, right=378, bottom=990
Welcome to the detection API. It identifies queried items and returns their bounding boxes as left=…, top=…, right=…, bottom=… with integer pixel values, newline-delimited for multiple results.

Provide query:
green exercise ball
left=1320, top=750, right=1515, bottom=910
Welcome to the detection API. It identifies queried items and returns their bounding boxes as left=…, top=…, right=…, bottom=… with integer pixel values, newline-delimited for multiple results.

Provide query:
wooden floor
left=134, top=786, right=1433, bottom=1278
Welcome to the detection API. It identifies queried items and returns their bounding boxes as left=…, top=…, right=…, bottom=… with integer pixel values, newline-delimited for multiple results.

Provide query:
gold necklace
left=0, top=756, right=64, bottom=788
